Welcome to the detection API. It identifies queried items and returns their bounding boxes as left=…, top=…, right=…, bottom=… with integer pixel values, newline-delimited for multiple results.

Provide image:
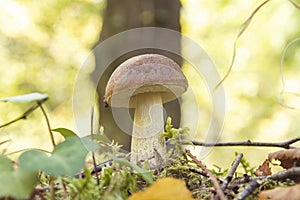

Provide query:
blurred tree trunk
left=93, top=0, right=181, bottom=151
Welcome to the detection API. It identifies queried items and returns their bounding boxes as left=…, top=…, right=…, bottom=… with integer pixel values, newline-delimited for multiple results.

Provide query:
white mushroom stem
left=131, top=92, right=166, bottom=168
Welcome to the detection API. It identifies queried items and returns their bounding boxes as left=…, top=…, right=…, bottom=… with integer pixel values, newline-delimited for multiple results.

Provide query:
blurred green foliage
left=0, top=0, right=300, bottom=168
left=0, top=0, right=104, bottom=154
left=180, top=0, right=300, bottom=167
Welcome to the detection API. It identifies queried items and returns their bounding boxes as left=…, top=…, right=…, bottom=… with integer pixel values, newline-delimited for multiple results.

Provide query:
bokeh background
left=0, top=0, right=300, bottom=169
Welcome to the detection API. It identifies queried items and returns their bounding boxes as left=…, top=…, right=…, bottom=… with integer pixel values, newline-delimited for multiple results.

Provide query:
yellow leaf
left=129, top=177, right=195, bottom=200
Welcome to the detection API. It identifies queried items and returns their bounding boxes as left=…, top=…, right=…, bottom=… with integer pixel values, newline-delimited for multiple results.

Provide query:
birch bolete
left=105, top=54, right=188, bottom=168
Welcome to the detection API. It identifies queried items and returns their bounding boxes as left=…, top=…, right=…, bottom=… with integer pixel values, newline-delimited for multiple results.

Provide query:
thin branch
left=236, top=167, right=300, bottom=199
left=234, top=167, right=300, bottom=184
left=236, top=180, right=261, bottom=200
left=0, top=103, right=40, bottom=128
left=76, top=159, right=113, bottom=178
left=222, top=153, right=243, bottom=191
left=267, top=166, right=300, bottom=181
left=185, top=149, right=226, bottom=200
left=189, top=168, right=208, bottom=177
left=38, top=102, right=55, bottom=148
left=191, top=138, right=300, bottom=149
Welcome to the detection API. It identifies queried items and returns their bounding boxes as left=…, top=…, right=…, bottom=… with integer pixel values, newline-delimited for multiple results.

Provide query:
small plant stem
left=90, top=106, right=100, bottom=185
left=61, top=179, right=68, bottom=199
left=38, top=103, right=55, bottom=148
left=185, top=149, right=226, bottom=200
left=92, top=151, right=99, bottom=186
left=0, top=103, right=40, bottom=128
left=214, top=0, right=271, bottom=92
left=50, top=176, right=55, bottom=200
left=0, top=139, right=11, bottom=146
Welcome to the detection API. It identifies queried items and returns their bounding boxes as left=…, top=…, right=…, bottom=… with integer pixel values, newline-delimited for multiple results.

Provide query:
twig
left=0, top=103, right=40, bottom=128
left=185, top=149, right=226, bottom=200
left=236, top=180, right=261, bottom=200
left=268, top=166, right=300, bottom=181
left=90, top=106, right=100, bottom=185
left=189, top=168, right=208, bottom=177
left=234, top=167, right=300, bottom=184
left=222, top=153, right=243, bottom=192
left=191, top=138, right=300, bottom=149
left=38, top=102, right=55, bottom=148
left=235, top=167, right=300, bottom=199
left=75, top=159, right=113, bottom=178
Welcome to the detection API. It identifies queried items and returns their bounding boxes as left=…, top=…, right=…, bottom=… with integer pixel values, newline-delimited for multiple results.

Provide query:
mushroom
left=104, top=54, right=188, bottom=168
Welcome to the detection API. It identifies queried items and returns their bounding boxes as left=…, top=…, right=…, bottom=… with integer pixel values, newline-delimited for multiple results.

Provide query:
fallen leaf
left=129, top=177, right=194, bottom=200
left=259, top=184, right=300, bottom=200
left=254, top=159, right=271, bottom=176
left=268, top=149, right=300, bottom=169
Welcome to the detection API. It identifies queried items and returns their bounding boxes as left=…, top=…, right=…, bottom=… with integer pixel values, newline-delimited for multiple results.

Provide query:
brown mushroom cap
left=105, top=54, right=188, bottom=108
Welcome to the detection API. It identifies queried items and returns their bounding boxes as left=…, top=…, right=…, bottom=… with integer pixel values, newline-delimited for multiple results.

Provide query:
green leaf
left=85, top=133, right=111, bottom=144
left=19, top=137, right=99, bottom=176
left=0, top=170, right=38, bottom=199
left=52, top=128, right=111, bottom=144
left=0, top=156, right=14, bottom=172
left=52, top=128, right=78, bottom=138
left=0, top=92, right=48, bottom=103
left=114, top=157, right=153, bottom=184
left=81, top=137, right=101, bottom=151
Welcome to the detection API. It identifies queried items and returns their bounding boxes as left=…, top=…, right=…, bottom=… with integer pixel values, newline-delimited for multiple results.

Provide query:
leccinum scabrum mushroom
left=104, top=54, right=188, bottom=168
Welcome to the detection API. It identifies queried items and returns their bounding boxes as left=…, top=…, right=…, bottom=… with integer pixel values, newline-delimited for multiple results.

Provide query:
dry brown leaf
left=268, top=149, right=300, bottom=169
left=129, top=177, right=194, bottom=200
left=259, top=184, right=300, bottom=200
left=254, top=159, right=271, bottom=176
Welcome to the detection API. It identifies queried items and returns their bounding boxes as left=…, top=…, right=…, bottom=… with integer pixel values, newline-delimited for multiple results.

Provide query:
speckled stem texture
left=131, top=92, right=166, bottom=168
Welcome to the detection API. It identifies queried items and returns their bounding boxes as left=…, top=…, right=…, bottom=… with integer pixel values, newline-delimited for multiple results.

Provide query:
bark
left=92, top=0, right=181, bottom=151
